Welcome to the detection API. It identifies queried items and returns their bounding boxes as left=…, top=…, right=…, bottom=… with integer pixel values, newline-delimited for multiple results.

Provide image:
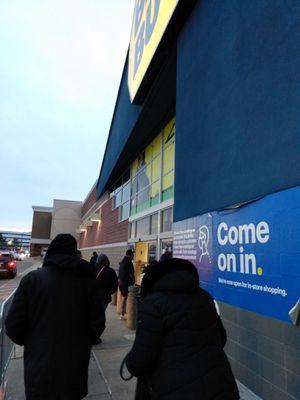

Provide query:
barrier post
left=116, top=288, right=123, bottom=315
left=111, top=291, right=117, bottom=306
left=126, top=286, right=140, bottom=330
left=0, top=291, right=15, bottom=385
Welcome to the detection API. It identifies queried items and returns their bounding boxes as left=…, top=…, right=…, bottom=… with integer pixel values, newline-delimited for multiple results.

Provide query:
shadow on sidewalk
left=5, top=348, right=112, bottom=399
left=4, top=304, right=136, bottom=400
left=92, top=303, right=137, bottom=400
left=4, top=303, right=256, bottom=400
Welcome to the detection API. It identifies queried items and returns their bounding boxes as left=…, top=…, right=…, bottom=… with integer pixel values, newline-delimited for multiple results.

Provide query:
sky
left=0, top=0, right=134, bottom=232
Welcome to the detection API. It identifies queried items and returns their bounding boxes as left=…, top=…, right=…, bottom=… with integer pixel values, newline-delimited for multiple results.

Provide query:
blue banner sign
left=173, top=186, right=300, bottom=323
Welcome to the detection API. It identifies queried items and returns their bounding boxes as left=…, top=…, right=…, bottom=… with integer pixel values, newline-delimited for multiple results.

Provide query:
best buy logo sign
left=128, top=0, right=180, bottom=102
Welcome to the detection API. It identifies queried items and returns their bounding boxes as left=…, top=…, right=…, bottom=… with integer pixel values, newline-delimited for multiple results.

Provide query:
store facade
left=112, top=118, right=175, bottom=281
left=79, top=119, right=175, bottom=279
left=77, top=184, right=128, bottom=269
left=92, top=1, right=300, bottom=399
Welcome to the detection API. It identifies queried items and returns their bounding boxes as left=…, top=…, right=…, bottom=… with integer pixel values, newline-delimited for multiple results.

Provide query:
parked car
left=12, top=251, right=21, bottom=261
left=0, top=251, right=17, bottom=278
left=19, top=251, right=27, bottom=260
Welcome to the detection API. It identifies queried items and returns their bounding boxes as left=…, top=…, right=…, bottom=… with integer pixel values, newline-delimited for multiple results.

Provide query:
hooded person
left=125, top=258, right=239, bottom=400
left=89, top=251, right=98, bottom=268
left=5, top=233, right=105, bottom=400
left=95, top=253, right=118, bottom=310
left=159, top=250, right=172, bottom=262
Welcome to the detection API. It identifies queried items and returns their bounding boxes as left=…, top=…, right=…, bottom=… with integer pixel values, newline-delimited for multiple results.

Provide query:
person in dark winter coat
left=5, top=234, right=105, bottom=400
left=125, top=258, right=240, bottom=400
left=89, top=251, right=98, bottom=269
left=118, top=249, right=135, bottom=318
left=159, top=250, right=172, bottom=262
left=95, top=253, right=118, bottom=310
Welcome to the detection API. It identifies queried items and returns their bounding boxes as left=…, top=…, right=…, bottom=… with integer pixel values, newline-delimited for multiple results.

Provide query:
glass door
left=134, top=241, right=148, bottom=285
left=148, top=241, right=158, bottom=263
left=160, top=239, right=173, bottom=258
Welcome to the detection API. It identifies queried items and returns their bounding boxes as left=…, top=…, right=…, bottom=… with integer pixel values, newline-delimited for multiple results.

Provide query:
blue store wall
left=97, top=58, right=141, bottom=197
left=97, top=49, right=176, bottom=197
left=175, top=0, right=300, bottom=222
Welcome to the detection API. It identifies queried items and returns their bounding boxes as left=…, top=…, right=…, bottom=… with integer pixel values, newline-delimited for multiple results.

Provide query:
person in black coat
left=95, top=253, right=118, bottom=310
left=118, top=249, right=135, bottom=317
left=159, top=250, right=172, bottom=262
left=125, top=258, right=240, bottom=400
left=89, top=251, right=98, bottom=270
left=5, top=234, right=105, bottom=400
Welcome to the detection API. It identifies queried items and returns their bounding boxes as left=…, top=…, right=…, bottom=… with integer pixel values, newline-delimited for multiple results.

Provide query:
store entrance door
left=135, top=241, right=148, bottom=285
left=160, top=238, right=173, bottom=258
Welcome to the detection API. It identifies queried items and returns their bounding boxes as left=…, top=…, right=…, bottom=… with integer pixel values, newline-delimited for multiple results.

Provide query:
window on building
left=136, top=216, right=150, bottom=237
left=120, top=201, right=130, bottom=221
left=162, top=120, right=175, bottom=202
left=150, top=213, right=158, bottom=235
left=127, top=118, right=175, bottom=217
left=129, top=222, right=136, bottom=239
left=151, top=155, right=160, bottom=182
left=161, top=207, right=173, bottom=233
left=137, top=165, right=149, bottom=192
left=131, top=150, right=152, bottom=214
left=122, top=182, right=131, bottom=203
left=129, top=212, right=158, bottom=240
left=150, top=181, right=160, bottom=206
left=163, top=141, right=175, bottom=175
left=162, top=171, right=174, bottom=201
left=111, top=169, right=131, bottom=222
left=136, top=187, right=150, bottom=211
left=114, top=188, right=122, bottom=208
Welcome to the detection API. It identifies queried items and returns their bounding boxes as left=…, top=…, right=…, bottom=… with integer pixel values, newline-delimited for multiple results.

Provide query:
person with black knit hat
left=5, top=233, right=105, bottom=400
left=125, top=258, right=240, bottom=400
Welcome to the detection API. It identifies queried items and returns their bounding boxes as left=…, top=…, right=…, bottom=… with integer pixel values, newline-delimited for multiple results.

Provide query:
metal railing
left=0, top=290, right=16, bottom=385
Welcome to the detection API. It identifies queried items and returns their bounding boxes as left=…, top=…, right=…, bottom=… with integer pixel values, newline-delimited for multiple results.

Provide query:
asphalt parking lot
left=0, top=259, right=41, bottom=303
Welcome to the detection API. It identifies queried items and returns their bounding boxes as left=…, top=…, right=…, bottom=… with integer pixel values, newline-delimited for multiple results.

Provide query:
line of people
left=5, top=234, right=240, bottom=400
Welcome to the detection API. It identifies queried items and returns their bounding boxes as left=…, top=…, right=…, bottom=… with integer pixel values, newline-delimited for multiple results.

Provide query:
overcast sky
left=0, top=0, right=134, bottom=232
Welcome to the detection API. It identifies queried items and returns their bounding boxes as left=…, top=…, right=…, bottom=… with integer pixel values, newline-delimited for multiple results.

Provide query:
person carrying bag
left=122, top=258, right=240, bottom=400
left=95, top=253, right=118, bottom=311
left=120, top=353, right=151, bottom=400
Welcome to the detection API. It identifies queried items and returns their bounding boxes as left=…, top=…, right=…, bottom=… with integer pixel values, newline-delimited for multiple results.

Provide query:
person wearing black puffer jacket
left=125, top=258, right=240, bottom=400
left=5, top=234, right=105, bottom=400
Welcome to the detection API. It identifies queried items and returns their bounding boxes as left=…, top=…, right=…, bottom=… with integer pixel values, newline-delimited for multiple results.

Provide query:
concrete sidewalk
left=5, top=347, right=112, bottom=400
left=5, top=303, right=259, bottom=400
left=93, top=305, right=260, bottom=400
left=93, top=304, right=136, bottom=400
left=5, top=304, right=136, bottom=400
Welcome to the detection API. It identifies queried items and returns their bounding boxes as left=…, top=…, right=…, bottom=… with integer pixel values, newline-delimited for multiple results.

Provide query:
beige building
left=30, top=206, right=53, bottom=256
left=30, top=200, right=82, bottom=257
left=50, top=199, right=82, bottom=240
